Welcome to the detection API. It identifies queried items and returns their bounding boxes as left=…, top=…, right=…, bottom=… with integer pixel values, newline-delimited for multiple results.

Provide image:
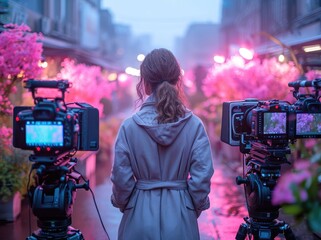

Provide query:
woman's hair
left=136, top=48, right=186, bottom=123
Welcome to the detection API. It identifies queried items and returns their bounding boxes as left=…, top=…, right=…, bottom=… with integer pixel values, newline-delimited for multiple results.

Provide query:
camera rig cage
left=221, top=78, right=321, bottom=153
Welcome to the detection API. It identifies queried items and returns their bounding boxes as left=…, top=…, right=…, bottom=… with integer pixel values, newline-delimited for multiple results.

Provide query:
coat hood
left=132, top=95, right=192, bottom=146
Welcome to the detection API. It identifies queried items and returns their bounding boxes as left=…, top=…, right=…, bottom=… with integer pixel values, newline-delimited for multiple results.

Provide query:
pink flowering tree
left=0, top=23, right=43, bottom=116
left=56, top=58, right=115, bottom=117
left=0, top=23, right=42, bottom=201
left=202, top=57, right=299, bottom=106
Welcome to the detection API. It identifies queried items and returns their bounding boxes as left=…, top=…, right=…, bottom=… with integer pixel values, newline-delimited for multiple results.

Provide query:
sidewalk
left=0, top=153, right=318, bottom=240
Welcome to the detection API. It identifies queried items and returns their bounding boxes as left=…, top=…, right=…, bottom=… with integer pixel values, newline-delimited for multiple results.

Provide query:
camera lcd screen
left=263, top=112, right=287, bottom=134
left=296, top=113, right=321, bottom=136
left=25, top=121, right=63, bottom=146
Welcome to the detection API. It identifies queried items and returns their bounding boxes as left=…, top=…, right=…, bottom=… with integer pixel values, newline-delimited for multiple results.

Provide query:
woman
left=111, top=48, right=214, bottom=240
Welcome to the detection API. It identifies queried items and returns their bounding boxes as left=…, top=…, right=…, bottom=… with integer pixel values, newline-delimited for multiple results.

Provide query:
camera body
left=221, top=99, right=259, bottom=146
left=13, top=79, right=99, bottom=160
left=221, top=94, right=321, bottom=148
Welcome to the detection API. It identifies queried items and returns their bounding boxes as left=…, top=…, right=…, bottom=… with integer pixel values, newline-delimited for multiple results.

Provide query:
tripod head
left=237, top=140, right=291, bottom=221
left=27, top=155, right=89, bottom=240
left=235, top=140, right=296, bottom=239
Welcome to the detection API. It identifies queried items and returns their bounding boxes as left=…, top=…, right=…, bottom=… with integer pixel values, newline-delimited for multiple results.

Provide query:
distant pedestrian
left=110, top=48, right=214, bottom=240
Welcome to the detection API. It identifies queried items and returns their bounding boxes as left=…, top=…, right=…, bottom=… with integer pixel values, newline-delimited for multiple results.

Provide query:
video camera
left=12, top=79, right=100, bottom=240
left=13, top=79, right=99, bottom=162
left=221, top=78, right=321, bottom=239
left=221, top=78, right=321, bottom=153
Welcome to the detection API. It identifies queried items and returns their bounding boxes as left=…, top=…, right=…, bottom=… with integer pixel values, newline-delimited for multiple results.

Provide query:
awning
left=42, top=36, right=123, bottom=71
left=255, top=34, right=321, bottom=55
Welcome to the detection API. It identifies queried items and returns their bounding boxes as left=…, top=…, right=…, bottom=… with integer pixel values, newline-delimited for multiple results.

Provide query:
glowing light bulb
left=239, top=48, right=254, bottom=60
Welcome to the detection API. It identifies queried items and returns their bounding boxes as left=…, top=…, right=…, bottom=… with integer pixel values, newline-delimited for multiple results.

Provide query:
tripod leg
left=283, top=224, right=296, bottom=240
left=236, top=223, right=249, bottom=240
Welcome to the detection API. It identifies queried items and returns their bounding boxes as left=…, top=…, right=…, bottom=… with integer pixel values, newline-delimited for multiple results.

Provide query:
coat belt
left=135, top=180, right=187, bottom=190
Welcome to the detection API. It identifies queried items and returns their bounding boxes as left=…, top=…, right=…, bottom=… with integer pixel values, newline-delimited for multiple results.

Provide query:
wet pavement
left=0, top=150, right=319, bottom=240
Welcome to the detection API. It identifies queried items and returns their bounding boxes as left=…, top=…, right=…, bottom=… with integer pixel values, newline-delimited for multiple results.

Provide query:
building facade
left=221, top=0, right=321, bottom=71
left=0, top=0, right=135, bottom=74
left=176, top=23, right=222, bottom=70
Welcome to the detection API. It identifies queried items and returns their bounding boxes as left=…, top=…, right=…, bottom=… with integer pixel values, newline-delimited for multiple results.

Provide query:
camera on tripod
left=221, top=79, right=321, bottom=152
left=13, top=79, right=99, bottom=162
left=12, top=79, right=100, bottom=240
left=220, top=78, right=321, bottom=240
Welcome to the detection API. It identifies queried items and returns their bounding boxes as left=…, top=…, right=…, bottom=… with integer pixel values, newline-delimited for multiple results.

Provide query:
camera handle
left=24, top=79, right=71, bottom=103
left=289, top=78, right=321, bottom=101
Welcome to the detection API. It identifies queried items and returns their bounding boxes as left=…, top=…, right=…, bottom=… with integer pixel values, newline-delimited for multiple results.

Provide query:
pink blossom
left=0, top=23, right=43, bottom=114
left=0, top=126, right=13, bottom=155
left=304, top=139, right=318, bottom=150
left=305, top=70, right=321, bottom=80
left=202, top=58, right=299, bottom=103
left=272, top=160, right=314, bottom=205
left=294, top=159, right=312, bottom=170
left=272, top=170, right=310, bottom=205
left=0, top=23, right=43, bottom=79
left=0, top=125, right=13, bottom=137
left=56, top=58, right=116, bottom=117
left=11, top=86, right=17, bottom=93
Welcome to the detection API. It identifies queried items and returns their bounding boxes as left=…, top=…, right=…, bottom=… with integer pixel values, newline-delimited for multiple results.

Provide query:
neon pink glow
left=239, top=47, right=254, bottom=60
left=118, top=73, right=128, bottom=82
left=213, top=55, right=226, bottom=64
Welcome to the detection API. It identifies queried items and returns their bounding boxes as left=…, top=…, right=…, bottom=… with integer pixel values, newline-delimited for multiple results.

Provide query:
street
left=0, top=151, right=317, bottom=240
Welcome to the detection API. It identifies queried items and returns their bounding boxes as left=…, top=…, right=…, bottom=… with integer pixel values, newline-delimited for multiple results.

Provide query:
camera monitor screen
left=263, top=112, right=287, bottom=134
left=296, top=113, right=321, bottom=136
left=26, top=121, right=63, bottom=146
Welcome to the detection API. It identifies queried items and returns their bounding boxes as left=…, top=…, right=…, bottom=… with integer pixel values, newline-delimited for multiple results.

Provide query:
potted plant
left=0, top=125, right=31, bottom=221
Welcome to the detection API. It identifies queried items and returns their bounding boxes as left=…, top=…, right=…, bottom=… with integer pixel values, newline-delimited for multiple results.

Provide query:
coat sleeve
left=188, top=122, right=214, bottom=217
left=110, top=124, right=136, bottom=212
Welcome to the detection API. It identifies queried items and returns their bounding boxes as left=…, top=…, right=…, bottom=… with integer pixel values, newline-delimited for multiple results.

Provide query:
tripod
left=26, top=156, right=89, bottom=240
left=235, top=141, right=296, bottom=240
